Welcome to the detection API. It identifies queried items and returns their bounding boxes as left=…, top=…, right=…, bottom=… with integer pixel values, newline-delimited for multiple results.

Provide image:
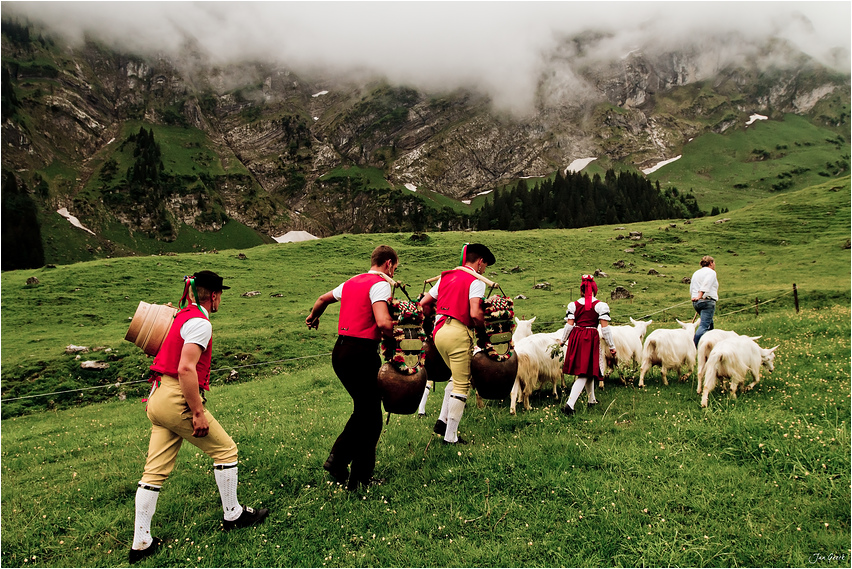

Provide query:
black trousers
left=330, top=335, right=383, bottom=484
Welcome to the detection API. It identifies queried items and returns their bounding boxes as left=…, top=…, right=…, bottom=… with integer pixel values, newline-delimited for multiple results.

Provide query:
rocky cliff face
left=1, top=25, right=848, bottom=255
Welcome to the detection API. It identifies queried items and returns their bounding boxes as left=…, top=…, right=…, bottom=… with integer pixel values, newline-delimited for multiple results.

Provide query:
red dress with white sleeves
left=562, top=299, right=603, bottom=379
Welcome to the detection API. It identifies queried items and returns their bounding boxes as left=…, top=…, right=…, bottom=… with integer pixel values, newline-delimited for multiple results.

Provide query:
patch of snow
left=312, top=90, right=329, bottom=98
left=476, top=190, right=493, bottom=196
left=745, top=113, right=768, bottom=126
left=565, top=157, right=597, bottom=174
left=404, top=183, right=417, bottom=192
left=461, top=200, right=471, bottom=205
left=57, top=207, right=96, bottom=235
left=107, top=137, right=115, bottom=144
left=642, top=155, right=682, bottom=175
left=273, top=230, right=319, bottom=244
left=313, top=117, right=319, bottom=121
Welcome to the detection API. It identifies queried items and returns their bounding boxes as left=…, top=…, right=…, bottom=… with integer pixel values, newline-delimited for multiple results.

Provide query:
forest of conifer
left=476, top=169, right=704, bottom=231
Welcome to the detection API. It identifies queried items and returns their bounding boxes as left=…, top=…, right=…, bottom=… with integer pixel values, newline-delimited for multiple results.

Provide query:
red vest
left=150, top=305, right=213, bottom=391
left=435, top=269, right=478, bottom=328
left=338, top=273, right=388, bottom=340
left=574, top=299, right=601, bottom=328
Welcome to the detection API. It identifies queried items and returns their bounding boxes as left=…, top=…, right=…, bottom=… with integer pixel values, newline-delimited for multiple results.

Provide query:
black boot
left=323, top=453, right=349, bottom=483
left=433, top=419, right=447, bottom=436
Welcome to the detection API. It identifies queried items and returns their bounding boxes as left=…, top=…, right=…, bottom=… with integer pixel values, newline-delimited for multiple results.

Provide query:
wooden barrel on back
left=125, top=301, right=179, bottom=357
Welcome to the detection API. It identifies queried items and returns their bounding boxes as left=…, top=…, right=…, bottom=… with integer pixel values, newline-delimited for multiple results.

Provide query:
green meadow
left=1, top=177, right=850, bottom=567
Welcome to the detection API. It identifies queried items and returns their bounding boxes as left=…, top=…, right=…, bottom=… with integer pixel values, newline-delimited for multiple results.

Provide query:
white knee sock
left=444, top=395, right=467, bottom=443
left=214, top=462, right=243, bottom=521
left=585, top=378, right=597, bottom=404
left=132, top=483, right=160, bottom=550
left=567, top=377, right=587, bottom=410
left=418, top=385, right=431, bottom=415
left=438, top=379, right=454, bottom=423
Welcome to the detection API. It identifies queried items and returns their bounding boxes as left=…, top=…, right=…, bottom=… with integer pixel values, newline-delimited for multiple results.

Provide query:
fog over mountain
left=5, top=1, right=850, bottom=114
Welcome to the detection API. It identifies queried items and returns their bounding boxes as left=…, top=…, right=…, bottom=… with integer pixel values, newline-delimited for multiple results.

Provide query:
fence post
left=793, top=283, right=799, bottom=313
left=755, top=297, right=759, bottom=317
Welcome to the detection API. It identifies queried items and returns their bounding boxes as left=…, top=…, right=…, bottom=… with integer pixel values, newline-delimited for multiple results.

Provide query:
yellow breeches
left=434, top=318, right=476, bottom=396
left=140, top=375, right=238, bottom=486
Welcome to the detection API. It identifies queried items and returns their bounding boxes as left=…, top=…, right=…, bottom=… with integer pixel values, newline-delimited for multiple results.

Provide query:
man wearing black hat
left=129, top=271, right=268, bottom=564
left=419, top=243, right=495, bottom=444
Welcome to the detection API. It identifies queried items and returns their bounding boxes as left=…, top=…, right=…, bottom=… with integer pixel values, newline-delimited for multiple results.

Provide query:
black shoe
left=433, top=420, right=447, bottom=436
left=129, top=537, right=161, bottom=564
left=223, top=506, right=269, bottom=530
left=561, top=403, right=575, bottom=415
left=418, top=413, right=426, bottom=418
left=347, top=476, right=385, bottom=491
left=323, top=454, right=349, bottom=483
left=443, top=436, right=468, bottom=445
left=587, top=401, right=599, bottom=407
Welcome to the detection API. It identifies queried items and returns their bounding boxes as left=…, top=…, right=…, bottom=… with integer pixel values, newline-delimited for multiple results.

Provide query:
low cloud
left=6, top=2, right=850, bottom=113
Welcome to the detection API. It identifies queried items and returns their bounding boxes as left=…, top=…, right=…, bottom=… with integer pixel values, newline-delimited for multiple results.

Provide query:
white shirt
left=332, top=271, right=393, bottom=304
left=180, top=304, right=212, bottom=349
left=565, top=297, right=612, bottom=322
left=690, top=266, right=719, bottom=301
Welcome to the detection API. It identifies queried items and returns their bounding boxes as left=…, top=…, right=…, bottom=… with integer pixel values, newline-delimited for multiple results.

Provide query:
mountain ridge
left=1, top=19, right=849, bottom=267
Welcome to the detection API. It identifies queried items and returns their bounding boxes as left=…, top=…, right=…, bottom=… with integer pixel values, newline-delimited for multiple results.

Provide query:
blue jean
left=693, top=299, right=716, bottom=346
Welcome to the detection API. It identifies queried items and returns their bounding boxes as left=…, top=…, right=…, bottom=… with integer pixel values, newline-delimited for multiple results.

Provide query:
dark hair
left=192, top=285, right=212, bottom=302
left=700, top=255, right=715, bottom=267
left=371, top=245, right=398, bottom=267
left=464, top=243, right=496, bottom=265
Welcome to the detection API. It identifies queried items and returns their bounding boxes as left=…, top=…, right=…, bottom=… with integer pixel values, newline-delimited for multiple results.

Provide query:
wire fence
left=0, top=285, right=799, bottom=405
left=532, top=286, right=795, bottom=327
left=1, top=352, right=333, bottom=403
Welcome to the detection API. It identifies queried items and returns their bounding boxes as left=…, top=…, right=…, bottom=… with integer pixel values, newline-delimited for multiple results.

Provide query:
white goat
left=513, top=316, right=536, bottom=342
left=509, top=331, right=564, bottom=414
left=696, top=329, right=762, bottom=383
left=638, top=319, right=697, bottom=387
left=598, top=317, right=653, bottom=387
left=700, top=336, right=778, bottom=407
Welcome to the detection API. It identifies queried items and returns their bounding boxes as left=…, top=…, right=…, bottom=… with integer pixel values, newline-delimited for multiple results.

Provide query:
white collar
left=193, top=303, right=209, bottom=318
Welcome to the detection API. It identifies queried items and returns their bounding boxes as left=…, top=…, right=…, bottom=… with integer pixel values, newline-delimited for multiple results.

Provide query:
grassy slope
left=1, top=177, right=849, bottom=567
left=466, top=113, right=849, bottom=217
left=647, top=114, right=849, bottom=210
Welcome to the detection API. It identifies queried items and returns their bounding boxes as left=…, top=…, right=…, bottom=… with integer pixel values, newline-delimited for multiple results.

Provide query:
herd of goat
left=506, top=316, right=779, bottom=412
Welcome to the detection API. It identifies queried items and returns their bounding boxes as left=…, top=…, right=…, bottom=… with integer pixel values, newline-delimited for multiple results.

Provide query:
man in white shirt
left=690, top=256, right=719, bottom=346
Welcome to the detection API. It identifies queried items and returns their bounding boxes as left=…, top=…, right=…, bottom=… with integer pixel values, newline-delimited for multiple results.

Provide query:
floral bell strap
left=381, top=298, right=426, bottom=375
left=479, top=294, right=516, bottom=362
left=378, top=275, right=426, bottom=376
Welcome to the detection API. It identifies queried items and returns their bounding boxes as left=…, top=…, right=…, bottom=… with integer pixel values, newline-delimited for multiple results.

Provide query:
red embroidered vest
left=338, top=273, right=387, bottom=340
left=574, top=299, right=600, bottom=328
left=150, top=305, right=213, bottom=391
left=435, top=269, right=478, bottom=329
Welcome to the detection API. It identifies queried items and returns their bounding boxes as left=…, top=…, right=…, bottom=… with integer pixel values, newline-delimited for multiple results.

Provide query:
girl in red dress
left=559, top=275, right=617, bottom=415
